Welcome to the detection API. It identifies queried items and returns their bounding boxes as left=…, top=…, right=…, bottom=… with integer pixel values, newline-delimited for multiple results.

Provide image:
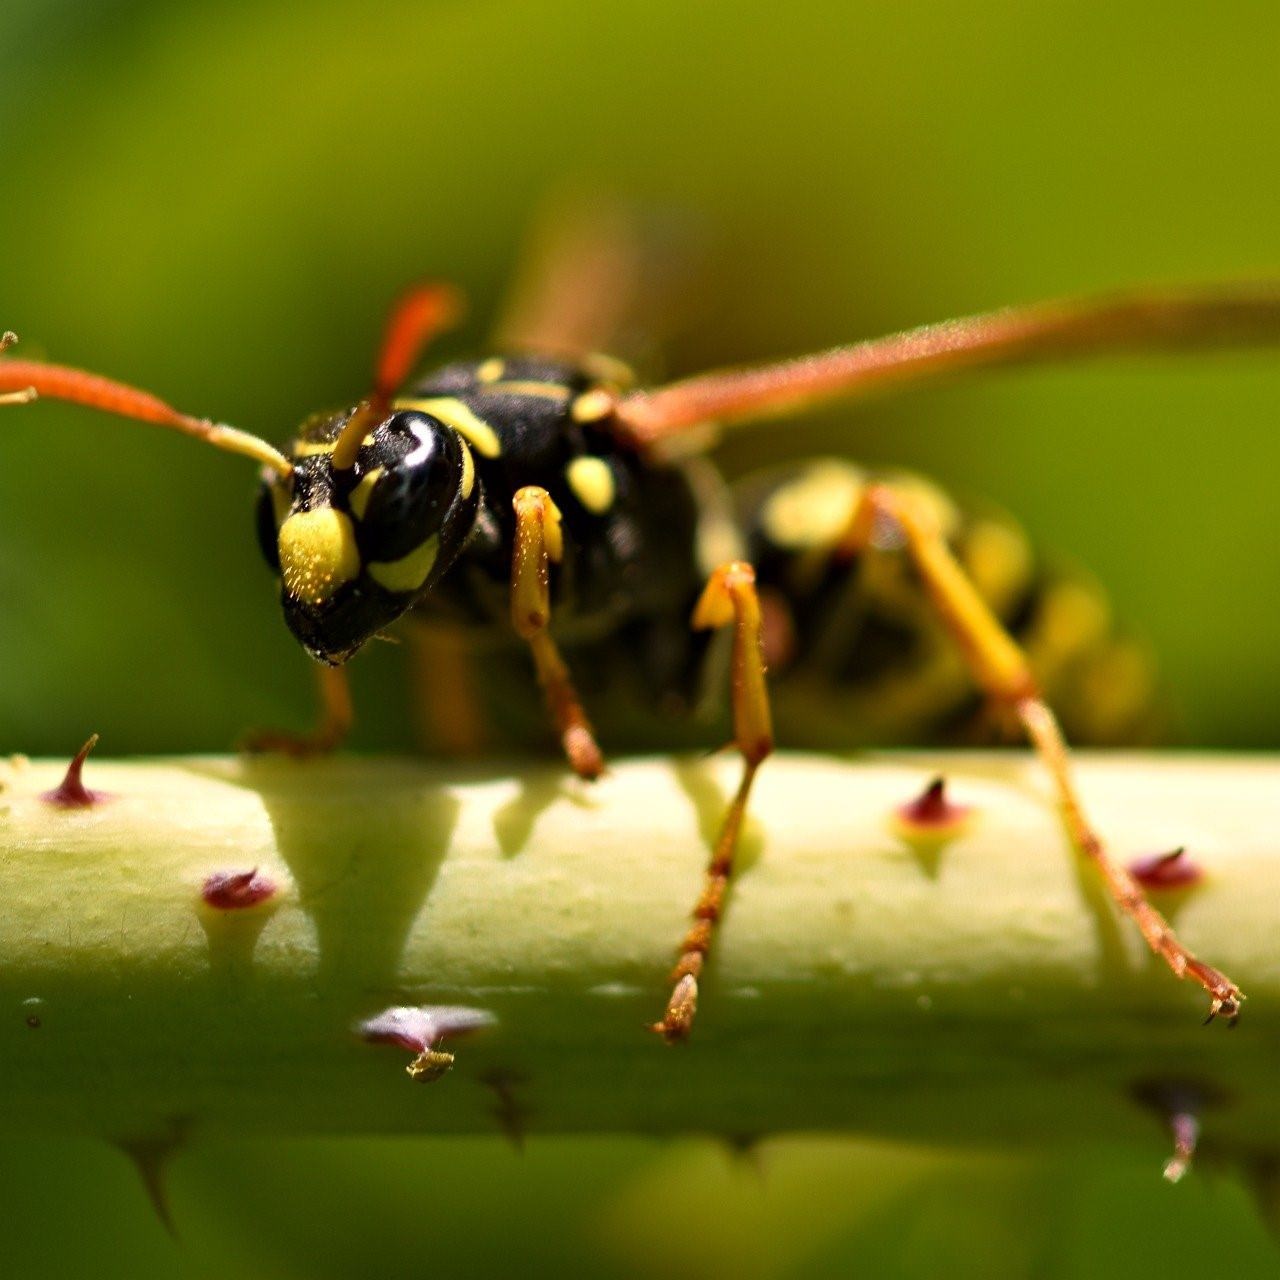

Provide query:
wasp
left=4, top=221, right=1278, bottom=1041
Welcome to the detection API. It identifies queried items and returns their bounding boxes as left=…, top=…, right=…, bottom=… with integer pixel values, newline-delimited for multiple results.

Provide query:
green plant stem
left=1, top=751, right=1277, bottom=1158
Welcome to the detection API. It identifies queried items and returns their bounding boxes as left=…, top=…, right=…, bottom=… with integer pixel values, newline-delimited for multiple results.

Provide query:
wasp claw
left=651, top=973, right=698, bottom=1044
left=1203, top=992, right=1243, bottom=1027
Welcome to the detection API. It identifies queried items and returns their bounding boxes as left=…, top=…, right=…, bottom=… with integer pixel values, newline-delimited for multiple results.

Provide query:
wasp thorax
left=255, top=407, right=480, bottom=663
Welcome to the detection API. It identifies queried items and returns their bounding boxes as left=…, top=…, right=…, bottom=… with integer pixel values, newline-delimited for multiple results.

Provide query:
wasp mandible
left=4, top=217, right=1278, bottom=1040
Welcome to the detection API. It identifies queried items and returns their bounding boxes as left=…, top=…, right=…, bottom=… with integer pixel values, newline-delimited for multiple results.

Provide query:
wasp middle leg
left=511, top=485, right=604, bottom=780
left=240, top=664, right=354, bottom=757
left=653, top=560, right=775, bottom=1043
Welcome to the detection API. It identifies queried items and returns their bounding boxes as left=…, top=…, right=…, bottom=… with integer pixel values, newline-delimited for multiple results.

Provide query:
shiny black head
left=256, top=407, right=480, bottom=663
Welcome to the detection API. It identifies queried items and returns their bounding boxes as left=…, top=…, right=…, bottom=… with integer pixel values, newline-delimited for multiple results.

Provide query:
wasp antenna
left=0, top=355, right=293, bottom=473
left=331, top=282, right=464, bottom=472
left=614, top=281, right=1280, bottom=451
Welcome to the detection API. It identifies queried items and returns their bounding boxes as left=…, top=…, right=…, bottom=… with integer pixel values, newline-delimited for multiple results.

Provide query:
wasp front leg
left=510, top=486, right=604, bottom=780
left=653, top=561, right=774, bottom=1043
left=841, top=484, right=1242, bottom=1022
left=240, top=664, right=353, bottom=757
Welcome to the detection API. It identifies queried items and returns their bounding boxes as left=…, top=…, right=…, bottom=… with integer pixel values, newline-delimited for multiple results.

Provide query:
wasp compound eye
left=353, top=411, right=468, bottom=563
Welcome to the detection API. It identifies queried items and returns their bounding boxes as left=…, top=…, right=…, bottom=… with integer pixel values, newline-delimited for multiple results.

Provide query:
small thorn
left=0, top=330, right=17, bottom=351
left=1129, top=846, right=1203, bottom=891
left=357, top=1005, right=496, bottom=1081
left=1163, top=1111, right=1200, bottom=1183
left=892, top=775, right=972, bottom=841
left=1133, top=1078, right=1224, bottom=1184
left=116, top=1123, right=189, bottom=1238
left=41, top=734, right=111, bottom=808
left=201, top=868, right=278, bottom=911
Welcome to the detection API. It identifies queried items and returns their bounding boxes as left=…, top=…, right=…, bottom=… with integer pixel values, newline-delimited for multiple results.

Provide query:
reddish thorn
left=896, top=776, right=971, bottom=830
left=41, top=734, right=111, bottom=808
left=201, top=868, right=277, bottom=911
left=1128, top=847, right=1203, bottom=891
left=1164, top=1111, right=1199, bottom=1183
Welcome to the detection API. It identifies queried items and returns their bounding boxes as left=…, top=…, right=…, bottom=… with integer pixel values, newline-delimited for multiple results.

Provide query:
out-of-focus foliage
left=1, top=1, right=1278, bottom=1276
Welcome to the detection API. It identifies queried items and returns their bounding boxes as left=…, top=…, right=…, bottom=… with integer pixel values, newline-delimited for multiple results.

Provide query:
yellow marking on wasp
left=580, top=353, right=636, bottom=390
left=292, top=439, right=339, bottom=458
left=368, top=536, right=439, bottom=594
left=394, top=397, right=502, bottom=457
left=761, top=460, right=866, bottom=549
left=963, top=517, right=1033, bottom=614
left=458, top=438, right=476, bottom=500
left=883, top=472, right=960, bottom=541
left=1030, top=579, right=1111, bottom=665
left=476, top=357, right=505, bottom=384
left=565, top=455, right=615, bottom=514
left=486, top=380, right=571, bottom=401
left=348, top=467, right=384, bottom=521
left=278, top=508, right=361, bottom=605
left=571, top=389, right=615, bottom=423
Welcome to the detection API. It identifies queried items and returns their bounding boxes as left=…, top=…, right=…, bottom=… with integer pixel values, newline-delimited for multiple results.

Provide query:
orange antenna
left=331, top=282, right=463, bottom=472
left=0, top=337, right=292, bottom=473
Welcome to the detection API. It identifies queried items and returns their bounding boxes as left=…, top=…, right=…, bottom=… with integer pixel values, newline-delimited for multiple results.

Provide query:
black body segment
left=257, top=352, right=1158, bottom=747
left=397, top=356, right=707, bottom=640
left=738, top=458, right=1158, bottom=747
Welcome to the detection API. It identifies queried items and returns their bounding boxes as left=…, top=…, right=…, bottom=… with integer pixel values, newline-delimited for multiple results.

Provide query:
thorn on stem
left=201, top=868, right=278, bottom=911
left=1129, top=847, right=1203, bottom=891
left=357, top=1005, right=497, bottom=1082
left=41, top=734, right=110, bottom=809
left=1163, top=1111, right=1200, bottom=1183
left=892, top=775, right=972, bottom=844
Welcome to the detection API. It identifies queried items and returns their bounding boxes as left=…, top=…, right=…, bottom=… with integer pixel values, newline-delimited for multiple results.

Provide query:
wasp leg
left=405, top=622, right=487, bottom=756
left=240, top=664, right=353, bottom=757
left=843, top=483, right=1242, bottom=1022
left=510, top=486, right=604, bottom=780
left=652, top=561, right=774, bottom=1043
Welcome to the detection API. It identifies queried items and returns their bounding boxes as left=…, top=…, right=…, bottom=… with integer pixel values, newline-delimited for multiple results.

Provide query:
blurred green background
left=2, top=0, right=1279, bottom=1275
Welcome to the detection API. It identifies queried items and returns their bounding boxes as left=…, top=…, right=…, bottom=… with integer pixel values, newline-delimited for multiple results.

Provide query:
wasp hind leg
left=842, top=483, right=1242, bottom=1022
left=510, top=486, right=604, bottom=780
left=653, top=561, right=774, bottom=1043
left=240, top=664, right=354, bottom=757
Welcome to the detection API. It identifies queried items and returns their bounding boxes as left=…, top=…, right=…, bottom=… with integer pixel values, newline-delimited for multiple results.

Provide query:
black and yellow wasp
left=4, top=216, right=1279, bottom=1040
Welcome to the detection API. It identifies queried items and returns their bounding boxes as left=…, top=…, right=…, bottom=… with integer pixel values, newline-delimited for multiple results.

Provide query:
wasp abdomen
left=739, top=459, right=1162, bottom=748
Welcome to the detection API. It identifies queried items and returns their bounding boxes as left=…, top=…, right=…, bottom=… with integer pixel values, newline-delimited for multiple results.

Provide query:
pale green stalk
left=1, top=752, right=1277, bottom=1164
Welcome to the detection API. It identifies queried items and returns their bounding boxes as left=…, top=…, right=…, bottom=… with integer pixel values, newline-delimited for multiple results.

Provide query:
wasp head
left=256, top=407, right=479, bottom=663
